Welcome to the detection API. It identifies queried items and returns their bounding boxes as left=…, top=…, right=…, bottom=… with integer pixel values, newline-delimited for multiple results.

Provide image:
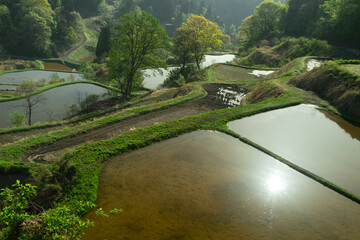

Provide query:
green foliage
left=10, top=111, right=26, bottom=127
left=53, top=7, right=85, bottom=51
left=177, top=15, right=223, bottom=69
left=284, top=0, right=360, bottom=49
left=275, top=37, right=333, bottom=60
left=95, top=208, right=122, bottom=217
left=162, top=65, right=197, bottom=88
left=0, top=0, right=85, bottom=57
left=0, top=181, right=95, bottom=240
left=237, top=0, right=285, bottom=48
left=0, top=180, right=37, bottom=239
left=79, top=62, right=96, bottom=80
left=108, top=10, right=170, bottom=97
left=95, top=25, right=111, bottom=58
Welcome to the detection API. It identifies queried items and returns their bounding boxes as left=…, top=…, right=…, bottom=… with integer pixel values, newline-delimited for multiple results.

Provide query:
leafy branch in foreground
left=0, top=181, right=121, bottom=240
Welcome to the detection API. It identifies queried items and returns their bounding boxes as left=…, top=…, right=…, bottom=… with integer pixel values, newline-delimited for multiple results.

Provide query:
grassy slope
left=290, top=60, right=360, bottom=122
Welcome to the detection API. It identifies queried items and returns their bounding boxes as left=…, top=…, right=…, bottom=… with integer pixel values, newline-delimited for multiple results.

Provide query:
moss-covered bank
left=290, top=60, right=360, bottom=122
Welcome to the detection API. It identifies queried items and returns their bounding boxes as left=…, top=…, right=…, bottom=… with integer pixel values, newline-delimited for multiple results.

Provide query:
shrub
left=162, top=64, right=197, bottom=88
left=10, top=111, right=26, bottom=127
left=0, top=181, right=94, bottom=240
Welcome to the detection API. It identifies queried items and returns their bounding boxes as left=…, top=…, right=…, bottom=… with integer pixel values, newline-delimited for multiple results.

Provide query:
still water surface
left=83, top=131, right=360, bottom=240
left=228, top=104, right=360, bottom=196
left=0, top=70, right=83, bottom=85
left=0, top=83, right=109, bottom=128
left=142, top=54, right=236, bottom=89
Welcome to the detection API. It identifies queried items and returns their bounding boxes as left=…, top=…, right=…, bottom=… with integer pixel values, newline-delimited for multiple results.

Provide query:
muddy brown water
left=83, top=131, right=360, bottom=240
left=228, top=104, right=360, bottom=197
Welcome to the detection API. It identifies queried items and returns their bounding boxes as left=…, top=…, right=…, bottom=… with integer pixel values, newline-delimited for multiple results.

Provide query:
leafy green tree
left=0, top=5, right=11, bottom=47
left=18, top=0, right=55, bottom=24
left=15, top=0, right=55, bottom=56
left=19, top=12, right=53, bottom=56
left=173, top=27, right=196, bottom=72
left=9, top=111, right=26, bottom=127
left=108, top=10, right=170, bottom=97
left=53, top=6, right=85, bottom=51
left=177, top=14, right=223, bottom=69
left=314, top=0, right=360, bottom=48
left=237, top=0, right=285, bottom=48
left=284, top=0, right=325, bottom=37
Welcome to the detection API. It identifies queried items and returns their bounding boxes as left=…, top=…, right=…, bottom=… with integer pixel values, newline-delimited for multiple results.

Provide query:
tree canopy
left=237, top=0, right=285, bottom=48
left=107, top=10, right=170, bottom=97
left=237, top=0, right=360, bottom=49
left=0, top=0, right=85, bottom=57
left=176, top=14, right=223, bottom=69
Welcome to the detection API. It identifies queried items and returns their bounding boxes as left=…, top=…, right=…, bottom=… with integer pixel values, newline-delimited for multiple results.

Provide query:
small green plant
left=9, top=111, right=26, bottom=127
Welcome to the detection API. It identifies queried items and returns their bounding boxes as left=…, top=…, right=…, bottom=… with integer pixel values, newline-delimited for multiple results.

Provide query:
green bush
left=162, top=64, right=197, bottom=88
left=10, top=111, right=26, bottom=127
left=0, top=181, right=95, bottom=240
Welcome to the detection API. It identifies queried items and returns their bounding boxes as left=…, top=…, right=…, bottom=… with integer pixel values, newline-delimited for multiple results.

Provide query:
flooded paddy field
left=228, top=104, right=360, bottom=196
left=0, top=70, right=83, bottom=85
left=83, top=131, right=360, bottom=240
left=0, top=83, right=110, bottom=128
left=143, top=55, right=236, bottom=89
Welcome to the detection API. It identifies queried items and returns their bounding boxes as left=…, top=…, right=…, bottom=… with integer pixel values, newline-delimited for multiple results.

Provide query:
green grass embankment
left=0, top=84, right=206, bottom=162
left=290, top=60, right=360, bottom=123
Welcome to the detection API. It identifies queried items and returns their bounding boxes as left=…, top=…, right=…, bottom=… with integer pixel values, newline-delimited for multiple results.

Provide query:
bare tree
left=16, top=80, right=46, bottom=126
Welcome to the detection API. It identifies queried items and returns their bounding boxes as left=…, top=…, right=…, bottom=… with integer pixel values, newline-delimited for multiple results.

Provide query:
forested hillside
left=0, top=0, right=84, bottom=57
left=238, top=0, right=360, bottom=50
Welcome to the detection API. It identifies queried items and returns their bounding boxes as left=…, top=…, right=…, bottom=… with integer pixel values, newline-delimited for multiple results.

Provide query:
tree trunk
left=125, top=70, right=135, bottom=98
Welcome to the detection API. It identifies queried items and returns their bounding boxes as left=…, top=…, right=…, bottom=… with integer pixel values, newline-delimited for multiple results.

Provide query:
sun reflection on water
left=266, top=172, right=286, bottom=194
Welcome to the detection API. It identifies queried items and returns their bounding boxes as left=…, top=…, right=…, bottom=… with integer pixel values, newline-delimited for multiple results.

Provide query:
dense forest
left=0, top=0, right=285, bottom=57
left=238, top=0, right=360, bottom=50
left=0, top=0, right=85, bottom=57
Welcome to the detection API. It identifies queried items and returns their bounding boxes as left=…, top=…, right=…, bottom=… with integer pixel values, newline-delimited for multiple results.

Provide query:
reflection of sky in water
left=142, top=54, right=236, bottom=90
left=216, top=87, right=245, bottom=107
left=0, top=71, right=83, bottom=84
left=0, top=83, right=108, bottom=128
left=83, top=131, right=360, bottom=240
left=0, top=85, right=17, bottom=90
left=249, top=70, right=274, bottom=77
left=228, top=104, right=360, bottom=196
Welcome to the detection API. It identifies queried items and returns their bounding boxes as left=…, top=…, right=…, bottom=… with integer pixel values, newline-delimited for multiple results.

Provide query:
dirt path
left=60, top=33, right=88, bottom=64
left=27, top=84, right=245, bottom=162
